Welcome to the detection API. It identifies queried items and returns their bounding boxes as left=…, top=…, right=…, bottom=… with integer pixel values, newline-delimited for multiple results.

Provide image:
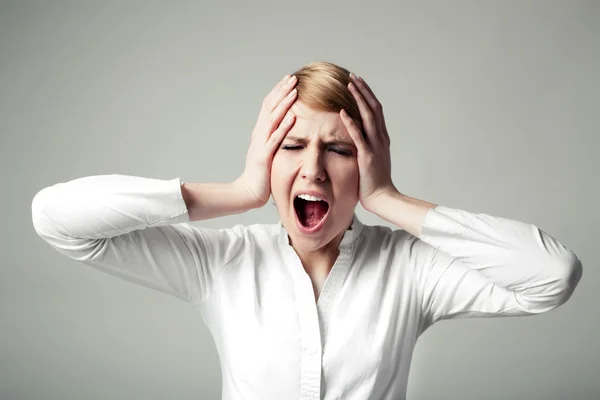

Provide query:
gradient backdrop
left=1, top=1, right=598, bottom=399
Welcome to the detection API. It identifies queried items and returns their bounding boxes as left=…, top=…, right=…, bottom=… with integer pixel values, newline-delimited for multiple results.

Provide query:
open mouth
left=293, top=196, right=330, bottom=230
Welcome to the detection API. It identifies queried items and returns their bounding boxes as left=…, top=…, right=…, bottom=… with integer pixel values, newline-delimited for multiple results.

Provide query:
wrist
left=366, top=188, right=438, bottom=238
left=363, top=185, right=400, bottom=214
left=231, top=177, right=267, bottom=210
left=182, top=181, right=259, bottom=222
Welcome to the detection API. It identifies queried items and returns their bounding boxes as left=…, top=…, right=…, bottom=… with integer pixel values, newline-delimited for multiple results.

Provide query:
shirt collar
left=277, top=213, right=364, bottom=249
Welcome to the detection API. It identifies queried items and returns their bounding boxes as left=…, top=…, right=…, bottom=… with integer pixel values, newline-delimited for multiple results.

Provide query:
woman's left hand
left=340, top=73, right=398, bottom=213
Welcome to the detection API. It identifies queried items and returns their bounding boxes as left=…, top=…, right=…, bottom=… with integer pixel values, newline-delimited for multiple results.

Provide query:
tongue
left=300, top=201, right=328, bottom=227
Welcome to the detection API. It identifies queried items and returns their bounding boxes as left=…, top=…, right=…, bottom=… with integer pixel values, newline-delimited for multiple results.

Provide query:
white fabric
left=31, top=174, right=583, bottom=400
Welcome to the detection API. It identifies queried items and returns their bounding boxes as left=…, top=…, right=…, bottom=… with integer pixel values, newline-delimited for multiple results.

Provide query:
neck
left=290, top=225, right=347, bottom=275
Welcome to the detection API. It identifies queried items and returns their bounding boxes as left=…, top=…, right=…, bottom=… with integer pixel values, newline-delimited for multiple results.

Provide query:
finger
left=262, top=74, right=297, bottom=114
left=262, top=87, right=297, bottom=136
left=351, top=74, right=390, bottom=144
left=266, top=113, right=296, bottom=154
left=350, top=74, right=381, bottom=113
left=348, top=82, right=380, bottom=137
left=265, top=74, right=290, bottom=99
left=253, top=82, right=297, bottom=142
left=340, top=109, right=368, bottom=154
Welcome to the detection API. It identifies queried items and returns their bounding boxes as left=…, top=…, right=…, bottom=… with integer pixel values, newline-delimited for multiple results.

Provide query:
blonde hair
left=290, top=60, right=365, bottom=135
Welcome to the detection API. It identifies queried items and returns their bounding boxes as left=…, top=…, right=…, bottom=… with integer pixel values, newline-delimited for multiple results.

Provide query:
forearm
left=369, top=190, right=582, bottom=317
left=368, top=190, right=438, bottom=238
left=32, top=175, right=190, bottom=240
left=181, top=181, right=258, bottom=222
left=416, top=204, right=583, bottom=315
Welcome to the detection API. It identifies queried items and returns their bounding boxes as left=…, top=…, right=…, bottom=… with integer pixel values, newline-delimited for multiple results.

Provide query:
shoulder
left=215, top=221, right=282, bottom=245
left=359, top=223, right=433, bottom=260
left=243, top=222, right=281, bottom=240
left=175, top=221, right=281, bottom=247
left=360, top=223, right=414, bottom=248
left=358, top=224, right=437, bottom=277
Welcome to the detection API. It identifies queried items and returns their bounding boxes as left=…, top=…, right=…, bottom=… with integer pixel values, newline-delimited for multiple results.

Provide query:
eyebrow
left=284, top=135, right=354, bottom=147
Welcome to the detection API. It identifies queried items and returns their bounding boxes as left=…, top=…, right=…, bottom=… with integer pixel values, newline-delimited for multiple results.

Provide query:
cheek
left=345, top=168, right=360, bottom=191
left=338, top=159, right=359, bottom=181
left=270, top=155, right=281, bottom=181
left=330, top=160, right=360, bottom=192
left=270, top=155, right=294, bottom=195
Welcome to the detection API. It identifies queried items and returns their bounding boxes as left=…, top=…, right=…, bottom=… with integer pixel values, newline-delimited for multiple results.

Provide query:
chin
left=287, top=230, right=334, bottom=251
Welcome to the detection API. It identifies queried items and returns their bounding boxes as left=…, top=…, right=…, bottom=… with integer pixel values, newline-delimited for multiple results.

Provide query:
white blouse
left=31, top=174, right=583, bottom=400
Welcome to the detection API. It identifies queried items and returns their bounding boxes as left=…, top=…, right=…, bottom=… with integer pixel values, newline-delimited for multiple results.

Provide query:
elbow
left=554, top=251, right=583, bottom=307
left=541, top=252, right=583, bottom=311
left=31, top=185, right=65, bottom=241
left=516, top=252, right=583, bottom=314
left=31, top=187, right=50, bottom=237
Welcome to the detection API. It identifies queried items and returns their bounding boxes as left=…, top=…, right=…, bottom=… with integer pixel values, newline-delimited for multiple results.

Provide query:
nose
left=300, top=147, right=326, bottom=182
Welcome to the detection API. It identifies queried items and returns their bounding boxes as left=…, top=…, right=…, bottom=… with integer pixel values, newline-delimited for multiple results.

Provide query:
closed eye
left=330, top=147, right=352, bottom=156
left=281, top=145, right=352, bottom=156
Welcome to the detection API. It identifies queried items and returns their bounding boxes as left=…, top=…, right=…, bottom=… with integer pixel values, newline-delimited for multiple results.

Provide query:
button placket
left=277, top=217, right=364, bottom=400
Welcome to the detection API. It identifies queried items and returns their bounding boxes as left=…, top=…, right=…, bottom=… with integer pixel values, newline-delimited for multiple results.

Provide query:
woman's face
left=271, top=101, right=360, bottom=252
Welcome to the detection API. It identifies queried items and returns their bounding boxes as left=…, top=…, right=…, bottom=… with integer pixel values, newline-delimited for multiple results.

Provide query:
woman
left=32, top=61, right=583, bottom=400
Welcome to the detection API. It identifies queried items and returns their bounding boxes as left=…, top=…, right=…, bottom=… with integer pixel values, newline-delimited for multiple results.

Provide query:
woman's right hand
left=234, top=74, right=298, bottom=208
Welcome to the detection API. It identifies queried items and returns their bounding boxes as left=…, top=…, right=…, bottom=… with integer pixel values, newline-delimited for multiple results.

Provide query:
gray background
left=1, top=0, right=598, bottom=399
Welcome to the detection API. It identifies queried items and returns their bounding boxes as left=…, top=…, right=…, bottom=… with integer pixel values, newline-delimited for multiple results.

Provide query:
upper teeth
left=297, top=194, right=324, bottom=202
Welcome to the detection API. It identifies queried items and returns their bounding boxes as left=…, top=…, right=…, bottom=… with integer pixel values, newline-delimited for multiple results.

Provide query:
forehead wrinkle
left=288, top=104, right=351, bottom=144
left=287, top=120, right=349, bottom=142
left=285, top=130, right=352, bottom=146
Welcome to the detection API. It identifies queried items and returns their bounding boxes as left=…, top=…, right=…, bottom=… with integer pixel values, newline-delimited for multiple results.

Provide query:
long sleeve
left=31, top=174, right=246, bottom=305
left=414, top=205, right=583, bottom=326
